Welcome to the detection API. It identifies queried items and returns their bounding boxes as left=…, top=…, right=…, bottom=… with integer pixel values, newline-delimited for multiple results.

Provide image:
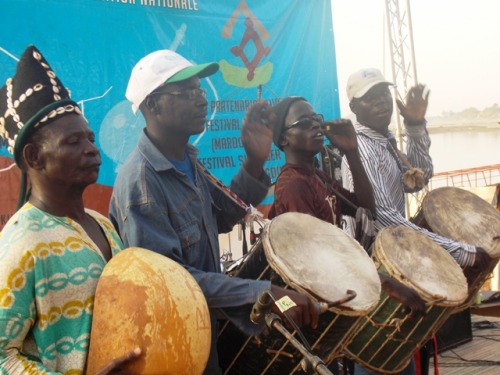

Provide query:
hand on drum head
left=93, top=347, right=142, bottom=375
left=380, top=274, right=426, bottom=318
left=464, top=247, right=492, bottom=286
left=473, top=247, right=491, bottom=272
left=270, top=285, right=319, bottom=330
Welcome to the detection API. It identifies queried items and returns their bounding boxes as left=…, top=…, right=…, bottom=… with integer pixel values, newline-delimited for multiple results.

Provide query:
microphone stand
left=240, top=219, right=248, bottom=256
left=265, top=313, right=334, bottom=375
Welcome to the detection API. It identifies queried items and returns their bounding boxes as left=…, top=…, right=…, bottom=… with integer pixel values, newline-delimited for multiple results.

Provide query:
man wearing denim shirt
left=110, top=49, right=318, bottom=374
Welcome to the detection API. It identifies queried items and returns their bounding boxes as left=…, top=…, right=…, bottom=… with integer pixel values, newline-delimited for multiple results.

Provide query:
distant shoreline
left=388, top=123, right=500, bottom=134
left=345, top=113, right=500, bottom=133
left=427, top=125, right=500, bottom=133
left=426, top=120, right=500, bottom=133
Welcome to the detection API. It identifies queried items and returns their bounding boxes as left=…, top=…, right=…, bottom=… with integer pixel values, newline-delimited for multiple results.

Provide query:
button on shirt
left=109, top=129, right=271, bottom=374
left=341, top=122, right=476, bottom=267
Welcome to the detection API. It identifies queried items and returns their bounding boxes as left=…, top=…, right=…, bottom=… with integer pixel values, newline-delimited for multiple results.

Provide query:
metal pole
left=265, top=314, right=334, bottom=375
left=406, top=0, right=418, bottom=84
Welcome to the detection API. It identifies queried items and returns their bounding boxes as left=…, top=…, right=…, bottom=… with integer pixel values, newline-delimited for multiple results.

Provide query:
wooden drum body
left=344, top=225, right=468, bottom=374
left=218, top=212, right=381, bottom=375
left=413, top=186, right=500, bottom=309
left=87, top=247, right=211, bottom=375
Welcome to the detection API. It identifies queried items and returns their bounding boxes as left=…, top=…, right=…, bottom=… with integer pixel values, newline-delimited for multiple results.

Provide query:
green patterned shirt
left=0, top=203, right=124, bottom=374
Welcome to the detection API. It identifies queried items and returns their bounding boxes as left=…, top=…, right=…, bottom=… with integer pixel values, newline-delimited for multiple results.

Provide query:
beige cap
left=346, top=68, right=393, bottom=102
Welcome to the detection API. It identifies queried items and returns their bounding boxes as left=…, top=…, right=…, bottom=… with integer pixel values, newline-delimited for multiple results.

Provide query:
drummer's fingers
left=283, top=306, right=302, bottom=329
left=409, top=306, right=426, bottom=319
left=415, top=297, right=427, bottom=315
left=297, top=297, right=319, bottom=329
left=475, top=247, right=491, bottom=267
left=301, top=296, right=318, bottom=329
left=400, top=305, right=410, bottom=315
left=95, top=348, right=142, bottom=375
left=296, top=306, right=305, bottom=328
left=309, top=301, right=319, bottom=329
left=401, top=298, right=425, bottom=318
left=298, top=301, right=310, bottom=328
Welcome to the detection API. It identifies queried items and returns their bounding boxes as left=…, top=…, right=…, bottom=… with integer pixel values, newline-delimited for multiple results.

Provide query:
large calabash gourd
left=87, top=247, right=211, bottom=375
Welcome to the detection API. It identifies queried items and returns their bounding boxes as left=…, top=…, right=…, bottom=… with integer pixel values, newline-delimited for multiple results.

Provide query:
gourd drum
left=87, top=247, right=211, bottom=375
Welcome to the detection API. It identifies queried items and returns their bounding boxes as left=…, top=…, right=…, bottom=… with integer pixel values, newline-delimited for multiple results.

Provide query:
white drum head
left=375, top=225, right=468, bottom=305
left=263, top=212, right=381, bottom=314
left=422, top=187, right=500, bottom=257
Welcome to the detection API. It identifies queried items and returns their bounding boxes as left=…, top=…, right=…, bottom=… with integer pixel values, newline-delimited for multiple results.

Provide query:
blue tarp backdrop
left=0, top=0, right=339, bottom=205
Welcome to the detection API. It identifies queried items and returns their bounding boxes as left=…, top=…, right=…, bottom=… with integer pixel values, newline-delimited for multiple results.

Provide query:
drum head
left=262, top=212, right=381, bottom=314
left=375, top=225, right=467, bottom=305
left=422, top=187, right=500, bottom=257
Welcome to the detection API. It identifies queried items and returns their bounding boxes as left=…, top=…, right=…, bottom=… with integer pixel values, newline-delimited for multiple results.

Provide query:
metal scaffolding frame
left=384, top=0, right=427, bottom=217
left=384, top=0, right=418, bottom=145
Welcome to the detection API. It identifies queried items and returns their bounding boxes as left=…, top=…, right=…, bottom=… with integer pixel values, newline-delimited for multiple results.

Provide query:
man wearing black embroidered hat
left=0, top=45, right=140, bottom=374
left=109, top=49, right=319, bottom=374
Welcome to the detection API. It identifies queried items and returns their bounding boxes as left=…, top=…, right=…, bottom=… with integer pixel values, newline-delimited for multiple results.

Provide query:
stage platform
left=429, top=313, right=500, bottom=374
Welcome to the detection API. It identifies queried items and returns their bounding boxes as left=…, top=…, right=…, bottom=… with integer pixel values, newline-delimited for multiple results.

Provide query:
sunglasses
left=285, top=113, right=324, bottom=131
left=149, top=88, right=206, bottom=100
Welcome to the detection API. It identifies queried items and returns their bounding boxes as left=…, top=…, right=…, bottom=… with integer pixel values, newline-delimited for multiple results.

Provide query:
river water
left=427, top=128, right=500, bottom=173
left=221, top=127, right=500, bottom=259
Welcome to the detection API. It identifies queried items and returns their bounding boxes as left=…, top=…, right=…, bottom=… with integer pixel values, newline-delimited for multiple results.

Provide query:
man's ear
left=144, top=95, right=159, bottom=115
left=349, top=100, right=357, bottom=115
left=23, top=143, right=43, bottom=170
left=279, top=134, right=288, bottom=150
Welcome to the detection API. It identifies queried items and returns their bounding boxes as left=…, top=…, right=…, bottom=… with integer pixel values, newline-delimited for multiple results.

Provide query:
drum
left=87, top=247, right=211, bottom=375
left=218, top=212, right=381, bottom=375
left=412, top=186, right=500, bottom=309
left=344, top=225, right=468, bottom=374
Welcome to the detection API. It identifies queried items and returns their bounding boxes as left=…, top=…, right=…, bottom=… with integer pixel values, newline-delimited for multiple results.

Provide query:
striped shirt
left=342, top=121, right=476, bottom=267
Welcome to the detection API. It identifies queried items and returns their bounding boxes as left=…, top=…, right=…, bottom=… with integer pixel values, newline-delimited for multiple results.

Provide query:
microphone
left=250, top=291, right=273, bottom=324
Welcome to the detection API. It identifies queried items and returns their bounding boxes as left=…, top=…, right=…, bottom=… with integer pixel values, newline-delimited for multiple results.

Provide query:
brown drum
left=344, top=225, right=468, bottom=374
left=218, top=212, right=381, bottom=375
left=412, top=186, right=500, bottom=309
left=87, top=247, right=211, bottom=375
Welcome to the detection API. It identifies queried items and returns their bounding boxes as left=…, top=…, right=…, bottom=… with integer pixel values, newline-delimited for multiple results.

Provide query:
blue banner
left=0, top=0, right=339, bottom=205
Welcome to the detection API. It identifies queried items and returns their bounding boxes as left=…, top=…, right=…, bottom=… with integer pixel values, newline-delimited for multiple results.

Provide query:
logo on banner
left=219, top=0, right=273, bottom=88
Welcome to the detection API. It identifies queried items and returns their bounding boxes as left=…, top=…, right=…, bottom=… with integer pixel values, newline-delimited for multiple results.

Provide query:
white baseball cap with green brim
left=126, top=49, right=219, bottom=114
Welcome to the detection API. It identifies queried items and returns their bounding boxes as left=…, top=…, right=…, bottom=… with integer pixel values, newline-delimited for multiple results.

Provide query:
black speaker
left=435, top=308, right=472, bottom=353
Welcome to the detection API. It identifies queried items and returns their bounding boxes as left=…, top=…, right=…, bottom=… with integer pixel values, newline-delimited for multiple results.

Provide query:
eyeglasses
left=285, top=113, right=324, bottom=130
left=149, top=88, right=206, bottom=100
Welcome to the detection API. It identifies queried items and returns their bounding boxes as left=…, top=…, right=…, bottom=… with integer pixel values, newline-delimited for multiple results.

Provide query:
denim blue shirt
left=109, top=129, right=271, bottom=374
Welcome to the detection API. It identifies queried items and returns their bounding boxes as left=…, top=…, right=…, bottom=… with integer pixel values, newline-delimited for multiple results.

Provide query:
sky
left=331, top=0, right=500, bottom=117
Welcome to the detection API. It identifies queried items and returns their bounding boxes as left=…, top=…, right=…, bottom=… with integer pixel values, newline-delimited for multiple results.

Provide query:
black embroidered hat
left=0, top=45, right=82, bottom=208
left=0, top=45, right=82, bottom=167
